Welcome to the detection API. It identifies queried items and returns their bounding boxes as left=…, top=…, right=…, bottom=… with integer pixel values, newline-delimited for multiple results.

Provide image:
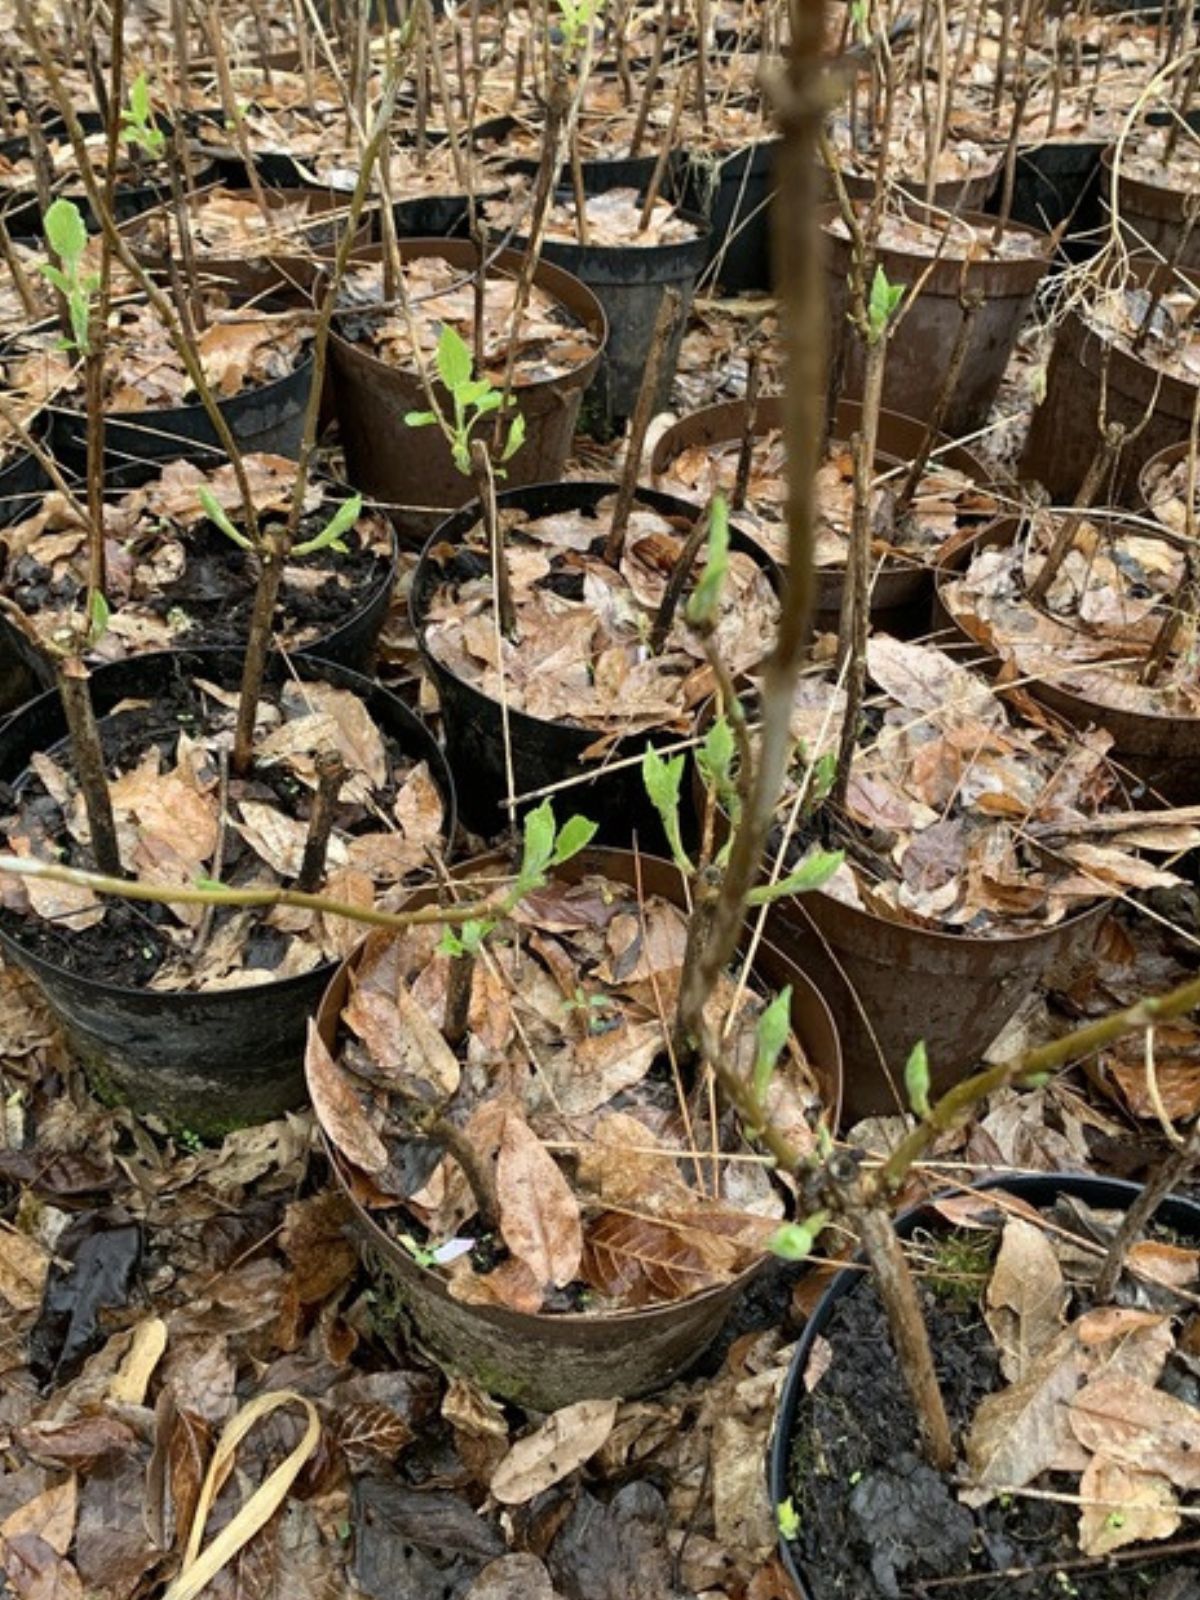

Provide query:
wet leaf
left=465, top=1554, right=560, bottom=1599
left=495, top=1112, right=582, bottom=1290
left=580, top=1211, right=743, bottom=1307
left=489, top=1398, right=618, bottom=1506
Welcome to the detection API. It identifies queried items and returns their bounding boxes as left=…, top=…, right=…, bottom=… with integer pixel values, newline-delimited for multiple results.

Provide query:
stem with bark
left=296, top=750, right=347, bottom=893
left=604, top=288, right=681, bottom=563
left=57, top=658, right=122, bottom=878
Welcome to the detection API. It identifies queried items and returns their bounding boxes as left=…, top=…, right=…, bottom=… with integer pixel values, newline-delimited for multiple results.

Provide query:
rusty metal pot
left=1102, top=145, right=1200, bottom=270
left=1022, top=259, right=1200, bottom=505
left=823, top=203, right=1052, bottom=436
left=651, top=396, right=1007, bottom=636
left=936, top=514, right=1200, bottom=804
left=329, top=239, right=606, bottom=543
left=316, top=846, right=843, bottom=1408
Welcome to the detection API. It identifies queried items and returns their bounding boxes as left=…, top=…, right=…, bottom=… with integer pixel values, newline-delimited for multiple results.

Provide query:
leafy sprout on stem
left=867, top=264, right=905, bottom=345
left=405, top=324, right=526, bottom=476
left=554, top=0, right=602, bottom=58
left=39, top=199, right=98, bottom=354
left=120, top=72, right=164, bottom=158
left=197, top=488, right=365, bottom=559
left=437, top=799, right=597, bottom=960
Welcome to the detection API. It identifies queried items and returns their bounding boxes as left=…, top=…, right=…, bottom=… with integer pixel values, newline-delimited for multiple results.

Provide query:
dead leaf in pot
left=1078, top=1453, right=1179, bottom=1557
left=489, top=1398, right=619, bottom=1506
left=1069, top=1376, right=1200, bottom=1489
left=984, top=1218, right=1068, bottom=1382
left=447, top=1255, right=544, bottom=1315
left=963, top=1327, right=1090, bottom=1500
left=305, top=1021, right=388, bottom=1175
left=580, top=1211, right=743, bottom=1308
left=495, top=1111, right=582, bottom=1289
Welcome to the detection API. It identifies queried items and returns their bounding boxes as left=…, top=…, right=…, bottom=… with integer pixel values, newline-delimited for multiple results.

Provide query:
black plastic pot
left=1, top=141, right=220, bottom=238
left=532, top=201, right=711, bottom=431
left=319, top=846, right=843, bottom=1409
left=0, top=418, right=55, bottom=720
left=1003, top=137, right=1106, bottom=246
left=769, top=1171, right=1200, bottom=1599
left=0, top=649, right=455, bottom=1133
left=674, top=138, right=777, bottom=293
left=412, top=479, right=777, bottom=840
left=50, top=346, right=315, bottom=484
left=478, top=113, right=672, bottom=198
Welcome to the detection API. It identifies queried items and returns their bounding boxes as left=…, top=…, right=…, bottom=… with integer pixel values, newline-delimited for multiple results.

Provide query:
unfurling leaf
left=197, top=486, right=253, bottom=550
left=520, top=799, right=557, bottom=884
left=868, top=265, right=904, bottom=343
left=404, top=409, right=437, bottom=427
left=87, top=587, right=110, bottom=646
left=753, top=986, right=792, bottom=1108
left=43, top=198, right=88, bottom=268
left=501, top=410, right=527, bottom=462
left=905, top=1039, right=931, bottom=1119
left=745, top=849, right=844, bottom=905
left=435, top=322, right=473, bottom=392
left=550, top=813, right=597, bottom=866
left=777, top=1497, right=801, bottom=1540
left=292, top=492, right=363, bottom=557
left=685, top=496, right=730, bottom=631
left=641, top=745, right=692, bottom=874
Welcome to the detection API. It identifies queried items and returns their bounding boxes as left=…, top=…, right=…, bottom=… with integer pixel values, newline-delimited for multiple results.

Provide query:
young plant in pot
left=756, top=973, right=1200, bottom=1599
left=328, top=236, right=605, bottom=539
left=939, top=489, right=1200, bottom=804
left=306, top=493, right=846, bottom=1410
left=728, top=628, right=1198, bottom=1123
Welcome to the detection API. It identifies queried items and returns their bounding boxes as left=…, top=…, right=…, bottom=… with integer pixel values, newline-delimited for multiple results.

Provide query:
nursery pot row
left=0, top=648, right=455, bottom=1134
left=318, top=845, right=844, bottom=1412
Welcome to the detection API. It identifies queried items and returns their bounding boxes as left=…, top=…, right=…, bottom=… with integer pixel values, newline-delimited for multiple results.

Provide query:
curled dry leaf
left=489, top=1398, right=619, bottom=1506
left=984, top=1218, right=1068, bottom=1382
left=1069, top=1376, right=1200, bottom=1490
left=495, top=1112, right=583, bottom=1291
left=304, top=1022, right=388, bottom=1176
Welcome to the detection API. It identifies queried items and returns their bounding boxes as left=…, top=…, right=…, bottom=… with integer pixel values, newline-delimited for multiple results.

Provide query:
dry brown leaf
left=0, top=1221, right=50, bottom=1312
left=963, top=1328, right=1089, bottom=1500
left=1127, top=1239, right=1200, bottom=1291
left=580, top=1210, right=744, bottom=1308
left=464, top=1554, right=560, bottom=1599
left=489, top=1399, right=619, bottom=1506
left=0, top=1477, right=78, bottom=1556
left=495, top=1111, right=582, bottom=1290
left=304, top=1020, right=387, bottom=1175
left=1069, top=1376, right=1200, bottom=1489
left=2, top=1533, right=85, bottom=1600
left=1078, top=1454, right=1180, bottom=1558
left=343, top=975, right=460, bottom=1099
left=447, top=1255, right=545, bottom=1315
left=984, top=1218, right=1068, bottom=1382
left=234, top=802, right=316, bottom=879
left=107, top=1317, right=168, bottom=1407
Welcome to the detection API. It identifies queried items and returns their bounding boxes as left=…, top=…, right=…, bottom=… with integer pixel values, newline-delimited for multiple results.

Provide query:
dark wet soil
left=0, top=659, right=421, bottom=988
left=3, top=513, right=393, bottom=657
left=784, top=1253, right=1198, bottom=1600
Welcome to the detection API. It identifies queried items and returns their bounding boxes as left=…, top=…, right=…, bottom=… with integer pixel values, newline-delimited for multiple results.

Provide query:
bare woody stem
left=423, top=1112, right=499, bottom=1231
left=470, top=440, right=515, bottom=639
left=56, top=659, right=122, bottom=878
left=1026, top=422, right=1127, bottom=604
left=1094, top=1117, right=1200, bottom=1301
left=894, top=290, right=983, bottom=516
left=603, top=287, right=682, bottom=564
left=677, top=3, right=830, bottom=1023
left=0, top=856, right=529, bottom=933
left=296, top=750, right=347, bottom=893
left=732, top=350, right=762, bottom=513
left=649, top=504, right=711, bottom=654
left=231, top=528, right=287, bottom=778
left=443, top=952, right=476, bottom=1048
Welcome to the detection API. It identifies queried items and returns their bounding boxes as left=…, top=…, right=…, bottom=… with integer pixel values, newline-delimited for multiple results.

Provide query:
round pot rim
left=515, top=200, right=714, bottom=262
left=0, top=648, right=456, bottom=1006
left=768, top=1169, right=1200, bottom=1599
left=410, top=477, right=780, bottom=748
left=818, top=199, right=1053, bottom=278
left=327, top=236, right=608, bottom=393
left=318, top=841, right=843, bottom=1331
left=1101, top=141, right=1198, bottom=208
left=49, top=340, right=316, bottom=427
left=1139, top=436, right=1200, bottom=525
left=938, top=511, right=1200, bottom=729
